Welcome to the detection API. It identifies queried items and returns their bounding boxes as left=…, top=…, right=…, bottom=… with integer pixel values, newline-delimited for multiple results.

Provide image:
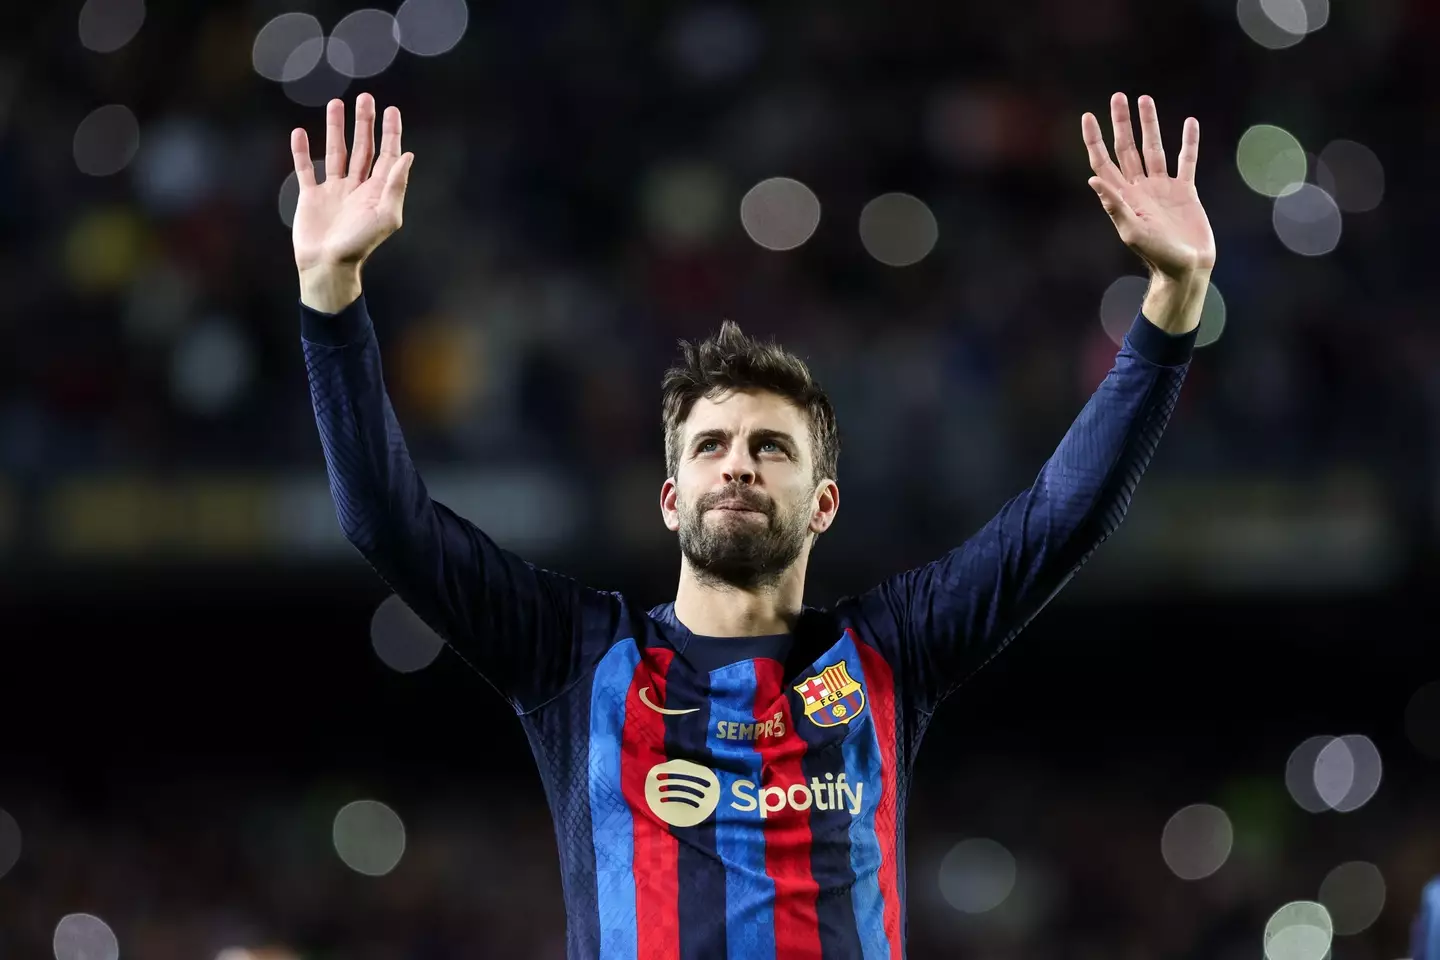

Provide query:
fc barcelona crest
left=793, top=660, right=867, bottom=728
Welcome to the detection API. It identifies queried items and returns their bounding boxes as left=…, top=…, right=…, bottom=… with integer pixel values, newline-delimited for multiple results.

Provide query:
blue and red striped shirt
left=301, top=295, right=1195, bottom=959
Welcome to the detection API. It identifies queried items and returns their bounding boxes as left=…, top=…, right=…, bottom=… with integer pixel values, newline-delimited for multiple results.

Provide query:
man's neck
left=672, top=559, right=807, bottom=638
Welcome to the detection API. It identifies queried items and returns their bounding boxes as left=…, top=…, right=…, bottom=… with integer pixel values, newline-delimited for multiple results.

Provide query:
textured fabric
left=301, top=295, right=1194, bottom=960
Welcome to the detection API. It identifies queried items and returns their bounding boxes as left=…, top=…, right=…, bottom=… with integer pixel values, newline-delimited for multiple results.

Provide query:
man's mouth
left=710, top=500, right=766, bottom=515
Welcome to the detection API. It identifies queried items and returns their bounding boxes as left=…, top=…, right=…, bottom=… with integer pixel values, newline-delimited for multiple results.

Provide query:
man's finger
left=380, top=106, right=402, bottom=158
left=349, top=93, right=376, bottom=183
left=1138, top=95, right=1168, bottom=179
left=1177, top=117, right=1201, bottom=184
left=1109, top=92, right=1144, bottom=182
left=371, top=105, right=403, bottom=184
left=290, top=128, right=316, bottom=188
left=1081, top=112, right=1126, bottom=188
left=324, top=98, right=347, bottom=181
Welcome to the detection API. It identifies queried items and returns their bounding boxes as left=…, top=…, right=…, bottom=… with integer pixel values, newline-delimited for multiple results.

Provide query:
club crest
left=793, top=660, right=867, bottom=728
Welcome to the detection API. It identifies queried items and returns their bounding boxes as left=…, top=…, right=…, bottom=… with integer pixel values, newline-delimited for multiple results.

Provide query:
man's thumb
left=1088, top=176, right=1131, bottom=223
left=383, top=152, right=414, bottom=208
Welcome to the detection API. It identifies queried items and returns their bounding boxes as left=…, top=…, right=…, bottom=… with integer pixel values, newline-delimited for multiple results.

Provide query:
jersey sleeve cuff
left=300, top=294, right=373, bottom=347
left=1126, top=310, right=1198, bottom=367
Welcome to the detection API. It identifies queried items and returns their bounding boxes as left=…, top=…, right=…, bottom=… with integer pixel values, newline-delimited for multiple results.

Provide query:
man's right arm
left=301, top=285, right=617, bottom=713
left=289, top=97, right=617, bottom=714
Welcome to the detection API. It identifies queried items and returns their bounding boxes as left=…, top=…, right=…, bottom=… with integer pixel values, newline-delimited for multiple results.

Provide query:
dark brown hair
left=662, top=320, right=839, bottom=483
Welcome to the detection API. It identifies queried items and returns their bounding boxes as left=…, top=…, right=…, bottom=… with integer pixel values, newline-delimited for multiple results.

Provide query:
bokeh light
left=1196, top=283, right=1227, bottom=348
left=395, top=0, right=469, bottom=57
left=132, top=118, right=220, bottom=216
left=0, top=807, right=20, bottom=879
left=1313, top=736, right=1355, bottom=809
left=328, top=10, right=400, bottom=79
left=370, top=594, right=446, bottom=673
left=1262, top=0, right=1305, bottom=33
left=1273, top=184, right=1342, bottom=257
left=1098, top=275, right=1227, bottom=349
left=284, top=41, right=351, bottom=108
left=1317, top=139, right=1385, bottom=213
left=170, top=316, right=256, bottom=417
left=1319, top=861, right=1386, bottom=935
left=78, top=0, right=146, bottom=53
left=73, top=104, right=140, bottom=177
left=1299, top=0, right=1330, bottom=31
left=1099, top=275, right=1149, bottom=345
left=1258, top=0, right=1328, bottom=35
left=663, top=4, right=762, bottom=84
left=63, top=208, right=149, bottom=294
left=1237, top=125, right=1307, bottom=198
left=641, top=161, right=727, bottom=249
left=938, top=838, right=1016, bottom=913
left=279, top=162, right=326, bottom=230
left=1161, top=803, right=1233, bottom=880
left=324, top=39, right=357, bottom=82
left=1288, top=734, right=1382, bottom=813
left=1405, top=680, right=1440, bottom=759
left=1263, top=901, right=1333, bottom=960
left=739, top=177, right=821, bottom=251
left=53, top=913, right=120, bottom=960
left=859, top=193, right=938, bottom=267
left=251, top=13, right=324, bottom=83
left=1330, top=735, right=1382, bottom=812
left=1238, top=0, right=1327, bottom=48
left=1237, top=0, right=1305, bottom=49
left=1285, top=735, right=1332, bottom=813
left=333, top=799, right=406, bottom=876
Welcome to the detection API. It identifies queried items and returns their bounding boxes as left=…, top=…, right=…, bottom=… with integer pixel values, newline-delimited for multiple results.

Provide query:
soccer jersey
left=301, top=295, right=1196, bottom=960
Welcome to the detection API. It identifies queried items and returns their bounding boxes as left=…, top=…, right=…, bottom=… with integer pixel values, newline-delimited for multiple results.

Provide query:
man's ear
left=810, top=478, right=839, bottom=534
left=660, top=477, right=680, bottom=532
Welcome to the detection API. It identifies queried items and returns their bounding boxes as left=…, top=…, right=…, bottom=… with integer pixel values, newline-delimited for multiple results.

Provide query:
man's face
left=663, top=389, right=834, bottom=590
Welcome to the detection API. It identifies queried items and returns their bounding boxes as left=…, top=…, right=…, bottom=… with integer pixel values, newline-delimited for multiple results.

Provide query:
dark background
left=2, top=0, right=1438, bottom=957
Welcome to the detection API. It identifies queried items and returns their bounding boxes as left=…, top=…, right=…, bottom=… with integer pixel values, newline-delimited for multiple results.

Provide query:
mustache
left=696, top=486, right=773, bottom=516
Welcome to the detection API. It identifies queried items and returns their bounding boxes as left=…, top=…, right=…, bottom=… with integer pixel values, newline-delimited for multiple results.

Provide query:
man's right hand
left=291, top=94, right=414, bottom=314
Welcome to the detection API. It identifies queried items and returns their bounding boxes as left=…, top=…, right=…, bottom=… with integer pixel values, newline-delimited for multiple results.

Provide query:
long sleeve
left=301, top=294, right=619, bottom=714
left=849, top=310, right=1197, bottom=717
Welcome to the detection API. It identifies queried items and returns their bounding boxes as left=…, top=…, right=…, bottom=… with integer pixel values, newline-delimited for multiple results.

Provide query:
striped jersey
left=301, top=295, right=1196, bottom=959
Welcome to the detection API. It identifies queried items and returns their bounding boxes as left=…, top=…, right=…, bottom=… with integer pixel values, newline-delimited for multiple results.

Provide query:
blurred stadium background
left=2, top=0, right=1439, bottom=957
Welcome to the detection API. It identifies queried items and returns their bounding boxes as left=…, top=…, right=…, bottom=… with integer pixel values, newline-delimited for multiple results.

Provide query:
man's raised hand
left=1081, top=93, right=1217, bottom=283
left=291, top=95, right=413, bottom=312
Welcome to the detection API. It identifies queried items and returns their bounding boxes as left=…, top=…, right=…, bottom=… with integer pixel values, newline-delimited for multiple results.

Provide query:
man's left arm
left=852, top=93, right=1217, bottom=715
left=881, top=276, right=1199, bottom=713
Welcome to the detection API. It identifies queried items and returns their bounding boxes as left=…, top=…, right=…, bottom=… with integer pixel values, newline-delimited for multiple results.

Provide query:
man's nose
left=721, top=452, right=756, bottom=485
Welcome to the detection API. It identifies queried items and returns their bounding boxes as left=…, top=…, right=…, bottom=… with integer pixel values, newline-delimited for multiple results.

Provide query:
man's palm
left=291, top=95, right=413, bottom=273
left=1113, top=176, right=1215, bottom=277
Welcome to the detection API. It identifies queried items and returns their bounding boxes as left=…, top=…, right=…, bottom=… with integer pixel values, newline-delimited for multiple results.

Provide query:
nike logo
left=638, top=686, right=699, bottom=715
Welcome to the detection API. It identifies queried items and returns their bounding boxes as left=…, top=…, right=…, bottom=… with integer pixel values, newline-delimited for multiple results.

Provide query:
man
left=291, top=90, right=1214, bottom=959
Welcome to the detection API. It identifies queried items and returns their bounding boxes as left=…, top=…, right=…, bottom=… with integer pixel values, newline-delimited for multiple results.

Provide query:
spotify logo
left=644, top=759, right=721, bottom=827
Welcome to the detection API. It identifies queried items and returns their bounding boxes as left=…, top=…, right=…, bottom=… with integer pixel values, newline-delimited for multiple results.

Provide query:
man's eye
left=698, top=440, right=719, bottom=453
left=760, top=441, right=781, bottom=453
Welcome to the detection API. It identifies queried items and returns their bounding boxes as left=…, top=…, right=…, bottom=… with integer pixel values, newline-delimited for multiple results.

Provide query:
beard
left=677, top=485, right=811, bottom=591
